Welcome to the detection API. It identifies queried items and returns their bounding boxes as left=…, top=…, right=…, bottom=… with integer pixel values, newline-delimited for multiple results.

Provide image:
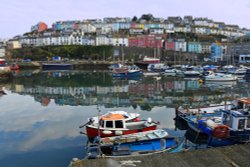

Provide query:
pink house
left=165, top=40, right=175, bottom=50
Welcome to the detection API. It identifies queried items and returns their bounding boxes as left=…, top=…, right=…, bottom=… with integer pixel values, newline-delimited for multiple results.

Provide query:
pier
left=69, top=144, right=250, bottom=167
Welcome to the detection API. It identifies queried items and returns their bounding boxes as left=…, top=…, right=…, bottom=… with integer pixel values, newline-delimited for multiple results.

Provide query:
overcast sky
left=1, top=0, right=250, bottom=38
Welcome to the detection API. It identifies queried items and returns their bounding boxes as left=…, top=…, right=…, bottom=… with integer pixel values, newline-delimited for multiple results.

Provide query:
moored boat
left=86, top=129, right=178, bottom=159
left=147, top=63, right=166, bottom=72
left=176, top=101, right=232, bottom=122
left=42, top=63, right=73, bottom=71
left=204, top=72, right=237, bottom=82
left=135, top=56, right=161, bottom=69
left=142, top=56, right=160, bottom=64
left=80, top=110, right=158, bottom=139
left=112, top=65, right=142, bottom=78
left=186, top=97, right=250, bottom=145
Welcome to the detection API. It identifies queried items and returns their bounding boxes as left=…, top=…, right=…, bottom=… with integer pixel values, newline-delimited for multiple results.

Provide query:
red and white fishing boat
left=82, top=111, right=158, bottom=139
left=0, top=59, right=11, bottom=72
left=142, top=56, right=160, bottom=64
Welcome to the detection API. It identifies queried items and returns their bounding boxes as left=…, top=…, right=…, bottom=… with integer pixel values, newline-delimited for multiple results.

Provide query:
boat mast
left=97, top=104, right=102, bottom=156
left=121, top=46, right=124, bottom=65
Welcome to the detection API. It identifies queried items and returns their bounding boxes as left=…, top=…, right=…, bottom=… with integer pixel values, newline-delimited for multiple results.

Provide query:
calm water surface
left=0, top=70, right=249, bottom=167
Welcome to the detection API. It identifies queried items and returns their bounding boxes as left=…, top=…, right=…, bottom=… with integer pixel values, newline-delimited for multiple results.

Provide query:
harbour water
left=0, top=70, right=250, bottom=167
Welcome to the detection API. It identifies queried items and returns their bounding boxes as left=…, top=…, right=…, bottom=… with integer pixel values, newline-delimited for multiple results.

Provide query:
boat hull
left=86, top=136, right=177, bottom=158
left=86, top=125, right=157, bottom=139
left=112, top=71, right=142, bottom=77
left=42, top=63, right=73, bottom=71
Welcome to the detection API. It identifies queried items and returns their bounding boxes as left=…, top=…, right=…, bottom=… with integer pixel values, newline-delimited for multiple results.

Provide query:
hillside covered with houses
left=3, top=14, right=250, bottom=63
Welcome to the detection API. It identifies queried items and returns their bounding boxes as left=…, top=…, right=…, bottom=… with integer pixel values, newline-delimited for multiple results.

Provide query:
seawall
left=69, top=144, right=250, bottom=167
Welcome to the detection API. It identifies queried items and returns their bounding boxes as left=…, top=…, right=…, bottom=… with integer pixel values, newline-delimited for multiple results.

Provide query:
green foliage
left=13, top=71, right=113, bottom=87
left=140, top=14, right=154, bottom=22
left=132, top=16, right=138, bottom=22
left=10, top=45, right=114, bottom=61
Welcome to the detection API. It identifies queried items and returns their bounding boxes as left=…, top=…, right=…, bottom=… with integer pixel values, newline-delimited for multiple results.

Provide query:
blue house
left=187, top=42, right=202, bottom=53
left=210, top=43, right=222, bottom=61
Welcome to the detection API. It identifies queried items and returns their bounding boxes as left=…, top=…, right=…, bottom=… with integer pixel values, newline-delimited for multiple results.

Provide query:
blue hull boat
left=42, top=63, right=73, bottom=71
left=112, top=70, right=142, bottom=77
left=186, top=97, right=250, bottom=146
left=86, top=129, right=178, bottom=158
left=111, top=65, right=143, bottom=78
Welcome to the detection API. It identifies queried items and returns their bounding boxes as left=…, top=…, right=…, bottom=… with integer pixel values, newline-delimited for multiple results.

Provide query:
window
left=115, top=121, right=123, bottom=128
left=238, top=119, right=245, bottom=130
left=106, top=121, right=113, bottom=128
left=222, top=113, right=233, bottom=128
left=247, top=118, right=250, bottom=129
left=99, top=120, right=104, bottom=127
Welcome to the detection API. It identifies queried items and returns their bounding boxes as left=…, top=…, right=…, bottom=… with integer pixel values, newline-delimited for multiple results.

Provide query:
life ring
left=212, top=125, right=229, bottom=139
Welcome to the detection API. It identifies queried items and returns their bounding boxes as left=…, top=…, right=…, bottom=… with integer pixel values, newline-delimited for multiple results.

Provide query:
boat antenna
left=97, top=104, right=103, bottom=157
left=97, top=104, right=101, bottom=138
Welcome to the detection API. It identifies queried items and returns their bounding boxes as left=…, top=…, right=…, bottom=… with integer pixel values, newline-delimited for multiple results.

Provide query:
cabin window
left=238, top=119, right=245, bottom=130
left=238, top=102, right=244, bottom=109
left=115, top=121, right=123, bottom=128
left=222, top=114, right=233, bottom=128
left=105, top=121, right=113, bottom=128
left=247, top=118, right=250, bottom=129
left=99, top=120, right=104, bottom=127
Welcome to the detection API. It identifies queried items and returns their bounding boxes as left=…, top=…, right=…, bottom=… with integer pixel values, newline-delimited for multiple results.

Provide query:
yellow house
left=8, top=40, right=22, bottom=49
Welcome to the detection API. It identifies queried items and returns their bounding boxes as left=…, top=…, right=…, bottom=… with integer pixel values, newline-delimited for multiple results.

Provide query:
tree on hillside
left=140, top=14, right=154, bottom=22
left=132, top=16, right=138, bottom=22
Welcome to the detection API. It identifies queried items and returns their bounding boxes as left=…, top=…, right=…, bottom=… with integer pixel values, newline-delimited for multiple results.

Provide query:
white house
left=112, top=37, right=128, bottom=46
left=96, top=35, right=112, bottom=46
left=175, top=39, right=187, bottom=52
left=194, top=27, right=207, bottom=34
left=79, top=23, right=96, bottom=33
left=239, top=55, right=250, bottom=63
left=0, top=48, right=5, bottom=57
left=149, top=28, right=165, bottom=34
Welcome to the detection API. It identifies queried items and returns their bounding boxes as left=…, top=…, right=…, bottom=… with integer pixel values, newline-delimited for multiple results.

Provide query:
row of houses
left=5, top=15, right=250, bottom=62
left=12, top=15, right=250, bottom=49
left=48, top=16, right=247, bottom=37
left=11, top=32, right=226, bottom=60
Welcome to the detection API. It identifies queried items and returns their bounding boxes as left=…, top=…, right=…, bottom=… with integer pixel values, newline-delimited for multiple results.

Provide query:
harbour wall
left=69, top=144, right=250, bottom=167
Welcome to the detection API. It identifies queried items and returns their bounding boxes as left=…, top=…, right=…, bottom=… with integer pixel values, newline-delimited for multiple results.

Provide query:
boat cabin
left=221, top=98, right=250, bottom=131
left=99, top=114, right=127, bottom=129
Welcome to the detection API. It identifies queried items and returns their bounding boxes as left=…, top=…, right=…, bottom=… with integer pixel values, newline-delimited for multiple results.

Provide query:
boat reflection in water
left=205, top=80, right=237, bottom=89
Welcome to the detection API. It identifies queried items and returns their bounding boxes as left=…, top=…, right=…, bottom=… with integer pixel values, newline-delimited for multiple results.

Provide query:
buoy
left=115, top=130, right=123, bottom=135
left=102, top=130, right=112, bottom=135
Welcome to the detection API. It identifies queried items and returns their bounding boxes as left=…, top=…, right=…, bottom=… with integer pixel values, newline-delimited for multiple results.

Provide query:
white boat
left=147, top=63, right=166, bottom=72
left=182, top=66, right=202, bottom=78
left=177, top=101, right=232, bottom=119
left=163, top=69, right=177, bottom=76
left=108, top=63, right=125, bottom=71
left=234, top=65, right=248, bottom=77
left=205, top=73, right=237, bottom=82
left=143, top=72, right=161, bottom=77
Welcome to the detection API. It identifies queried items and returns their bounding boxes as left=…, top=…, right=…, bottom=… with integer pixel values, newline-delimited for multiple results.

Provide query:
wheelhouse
left=221, top=98, right=250, bottom=131
left=99, top=114, right=126, bottom=129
